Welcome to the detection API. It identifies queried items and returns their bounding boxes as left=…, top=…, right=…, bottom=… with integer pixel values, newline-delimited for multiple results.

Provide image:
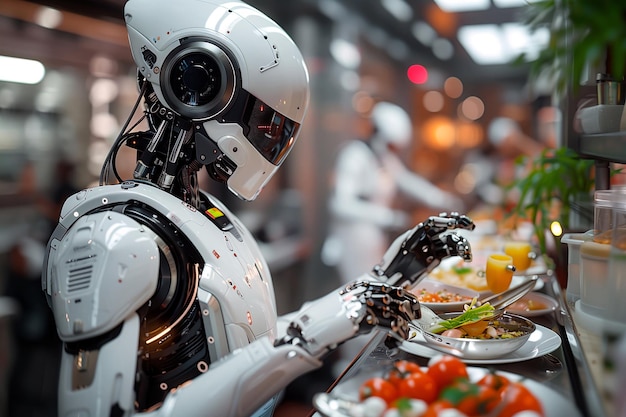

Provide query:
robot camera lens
left=161, top=41, right=237, bottom=120
left=172, top=52, right=221, bottom=107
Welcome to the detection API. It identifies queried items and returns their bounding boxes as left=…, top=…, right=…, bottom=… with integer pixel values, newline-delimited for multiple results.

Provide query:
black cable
left=109, top=115, right=147, bottom=183
left=99, top=80, right=148, bottom=185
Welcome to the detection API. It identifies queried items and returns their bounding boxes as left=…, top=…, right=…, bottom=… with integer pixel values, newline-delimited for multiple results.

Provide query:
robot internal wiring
left=41, top=1, right=475, bottom=416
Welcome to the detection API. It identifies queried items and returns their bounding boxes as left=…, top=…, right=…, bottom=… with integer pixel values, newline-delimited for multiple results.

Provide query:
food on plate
left=508, top=298, right=547, bottom=313
left=428, top=263, right=490, bottom=292
left=355, top=356, right=544, bottom=417
left=440, top=318, right=528, bottom=340
left=414, top=287, right=475, bottom=304
left=426, top=301, right=530, bottom=341
left=427, top=298, right=495, bottom=335
left=422, top=313, right=536, bottom=359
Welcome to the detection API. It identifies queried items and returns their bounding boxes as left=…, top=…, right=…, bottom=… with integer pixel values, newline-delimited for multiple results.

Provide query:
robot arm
left=138, top=273, right=419, bottom=417
left=152, top=279, right=418, bottom=417
left=137, top=338, right=321, bottom=417
left=276, top=280, right=420, bottom=358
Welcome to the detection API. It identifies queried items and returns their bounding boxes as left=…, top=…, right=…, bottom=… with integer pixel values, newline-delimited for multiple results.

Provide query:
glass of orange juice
left=485, top=253, right=516, bottom=293
left=503, top=241, right=534, bottom=272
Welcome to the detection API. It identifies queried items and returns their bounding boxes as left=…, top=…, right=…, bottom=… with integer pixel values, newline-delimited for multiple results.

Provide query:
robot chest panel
left=187, top=208, right=277, bottom=341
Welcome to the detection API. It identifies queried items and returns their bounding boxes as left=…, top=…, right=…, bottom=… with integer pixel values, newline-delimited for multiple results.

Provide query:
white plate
left=401, top=323, right=561, bottom=365
left=411, top=278, right=479, bottom=313
left=506, top=292, right=559, bottom=317
left=313, top=366, right=581, bottom=417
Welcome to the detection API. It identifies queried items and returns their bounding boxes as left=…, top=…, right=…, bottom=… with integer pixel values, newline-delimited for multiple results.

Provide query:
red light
left=407, top=64, right=428, bottom=84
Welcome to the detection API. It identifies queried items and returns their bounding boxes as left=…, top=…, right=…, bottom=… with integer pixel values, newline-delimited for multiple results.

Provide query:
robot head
left=120, top=0, right=309, bottom=201
left=369, top=102, right=413, bottom=150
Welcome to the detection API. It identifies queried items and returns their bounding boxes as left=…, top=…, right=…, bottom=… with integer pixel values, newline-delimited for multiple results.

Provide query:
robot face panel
left=219, top=93, right=300, bottom=165
left=204, top=93, right=301, bottom=200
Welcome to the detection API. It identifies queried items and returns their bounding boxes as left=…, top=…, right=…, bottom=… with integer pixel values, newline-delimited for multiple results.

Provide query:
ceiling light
left=457, top=23, right=548, bottom=65
left=381, top=0, right=413, bottom=22
left=433, top=0, right=490, bottom=12
left=503, top=23, right=550, bottom=61
left=458, top=25, right=504, bottom=64
left=0, top=56, right=45, bottom=84
left=34, top=6, right=62, bottom=29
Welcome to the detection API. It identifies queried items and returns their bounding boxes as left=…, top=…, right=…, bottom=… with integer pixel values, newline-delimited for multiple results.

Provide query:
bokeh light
left=352, top=91, right=375, bottom=114
left=456, top=120, right=484, bottom=148
left=423, top=90, right=445, bottom=112
left=422, top=116, right=455, bottom=150
left=444, top=76, right=463, bottom=98
left=459, top=96, right=485, bottom=120
left=407, top=64, right=428, bottom=84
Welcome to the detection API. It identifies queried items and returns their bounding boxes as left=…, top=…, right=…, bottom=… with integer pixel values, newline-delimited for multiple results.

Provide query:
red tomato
left=439, top=377, right=500, bottom=416
left=386, top=360, right=423, bottom=386
left=358, top=376, right=398, bottom=405
left=426, top=356, right=469, bottom=392
left=456, top=385, right=500, bottom=416
left=396, top=372, right=438, bottom=403
left=439, top=378, right=478, bottom=414
left=422, top=399, right=454, bottom=417
left=498, top=381, right=544, bottom=417
left=477, top=371, right=511, bottom=392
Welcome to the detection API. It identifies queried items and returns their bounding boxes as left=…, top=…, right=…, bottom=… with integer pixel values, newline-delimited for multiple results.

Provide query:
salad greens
left=428, top=299, right=496, bottom=334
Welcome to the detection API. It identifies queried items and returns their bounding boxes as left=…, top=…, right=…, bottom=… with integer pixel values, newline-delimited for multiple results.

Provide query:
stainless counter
left=311, top=274, right=609, bottom=417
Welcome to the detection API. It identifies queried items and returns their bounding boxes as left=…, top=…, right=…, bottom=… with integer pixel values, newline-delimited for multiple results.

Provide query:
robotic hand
left=277, top=280, right=420, bottom=358
left=372, top=212, right=475, bottom=288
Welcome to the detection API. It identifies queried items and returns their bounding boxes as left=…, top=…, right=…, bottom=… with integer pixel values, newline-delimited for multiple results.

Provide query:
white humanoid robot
left=41, top=1, right=475, bottom=417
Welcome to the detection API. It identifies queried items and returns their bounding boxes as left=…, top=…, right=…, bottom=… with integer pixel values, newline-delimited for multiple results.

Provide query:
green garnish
left=452, top=266, right=473, bottom=275
left=428, top=298, right=495, bottom=334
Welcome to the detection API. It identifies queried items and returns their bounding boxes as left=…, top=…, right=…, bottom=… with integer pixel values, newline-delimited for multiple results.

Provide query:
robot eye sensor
left=160, top=39, right=237, bottom=121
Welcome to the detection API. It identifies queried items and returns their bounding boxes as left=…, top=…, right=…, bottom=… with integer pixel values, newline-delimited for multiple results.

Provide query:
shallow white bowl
left=411, top=278, right=479, bottom=313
